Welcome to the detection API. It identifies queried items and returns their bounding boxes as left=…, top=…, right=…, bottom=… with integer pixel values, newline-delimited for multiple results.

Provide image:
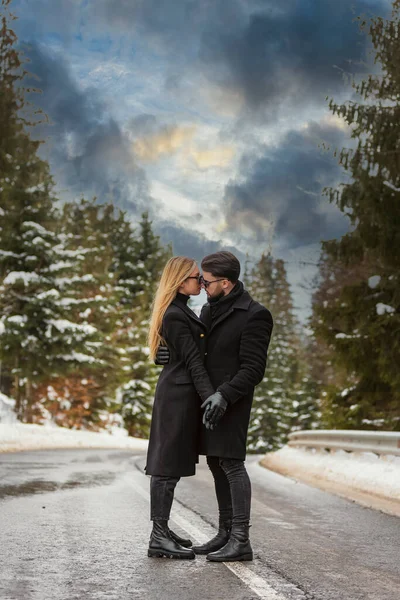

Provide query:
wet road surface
left=0, top=450, right=399, bottom=600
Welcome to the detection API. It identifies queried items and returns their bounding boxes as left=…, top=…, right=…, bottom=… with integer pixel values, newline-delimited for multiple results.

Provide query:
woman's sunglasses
left=186, top=275, right=203, bottom=284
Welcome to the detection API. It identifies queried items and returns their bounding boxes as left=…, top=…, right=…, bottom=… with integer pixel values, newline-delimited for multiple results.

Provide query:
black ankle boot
left=206, top=524, right=252, bottom=562
left=192, top=520, right=231, bottom=555
left=168, top=527, right=192, bottom=548
left=148, top=520, right=195, bottom=559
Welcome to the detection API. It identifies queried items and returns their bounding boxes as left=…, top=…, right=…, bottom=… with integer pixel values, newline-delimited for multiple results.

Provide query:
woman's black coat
left=199, top=290, right=273, bottom=460
left=145, top=295, right=215, bottom=477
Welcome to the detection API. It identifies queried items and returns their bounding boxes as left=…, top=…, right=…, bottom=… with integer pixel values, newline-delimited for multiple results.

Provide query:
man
left=156, top=251, right=273, bottom=562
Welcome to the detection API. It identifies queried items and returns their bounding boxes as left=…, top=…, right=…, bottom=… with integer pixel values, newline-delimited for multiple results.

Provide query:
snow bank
left=0, top=422, right=148, bottom=453
left=262, top=446, right=400, bottom=514
left=0, top=393, right=17, bottom=425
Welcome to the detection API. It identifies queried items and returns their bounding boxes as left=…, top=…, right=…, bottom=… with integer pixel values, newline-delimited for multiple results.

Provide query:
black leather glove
left=201, top=392, right=228, bottom=430
left=155, top=345, right=170, bottom=365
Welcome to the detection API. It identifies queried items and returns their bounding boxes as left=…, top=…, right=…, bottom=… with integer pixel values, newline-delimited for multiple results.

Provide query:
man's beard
left=208, top=289, right=225, bottom=304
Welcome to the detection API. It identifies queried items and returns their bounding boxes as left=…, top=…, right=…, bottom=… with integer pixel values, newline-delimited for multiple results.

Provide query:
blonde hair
left=148, top=256, right=197, bottom=360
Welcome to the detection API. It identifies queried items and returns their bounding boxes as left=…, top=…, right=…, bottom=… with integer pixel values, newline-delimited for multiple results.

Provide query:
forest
left=1, top=0, right=399, bottom=449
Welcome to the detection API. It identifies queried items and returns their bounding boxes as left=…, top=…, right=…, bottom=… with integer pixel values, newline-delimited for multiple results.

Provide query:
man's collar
left=231, top=290, right=252, bottom=310
left=202, top=290, right=252, bottom=312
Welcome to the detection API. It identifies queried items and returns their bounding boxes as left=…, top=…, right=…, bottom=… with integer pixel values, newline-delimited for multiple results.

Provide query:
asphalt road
left=0, top=449, right=399, bottom=600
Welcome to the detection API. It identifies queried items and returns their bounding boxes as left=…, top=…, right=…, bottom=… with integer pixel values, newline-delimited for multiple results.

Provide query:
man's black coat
left=145, top=295, right=214, bottom=477
left=199, top=290, right=273, bottom=460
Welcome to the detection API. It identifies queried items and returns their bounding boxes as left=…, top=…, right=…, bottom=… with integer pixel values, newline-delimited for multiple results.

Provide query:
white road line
left=262, top=517, right=298, bottom=530
left=259, top=506, right=283, bottom=517
left=170, top=509, right=288, bottom=600
left=252, top=497, right=283, bottom=517
left=129, top=471, right=288, bottom=600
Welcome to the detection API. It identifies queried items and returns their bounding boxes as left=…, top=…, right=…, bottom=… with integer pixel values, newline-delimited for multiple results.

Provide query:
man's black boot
left=192, top=520, right=231, bottom=555
left=206, top=524, right=253, bottom=562
left=168, top=527, right=192, bottom=548
left=148, top=520, right=195, bottom=559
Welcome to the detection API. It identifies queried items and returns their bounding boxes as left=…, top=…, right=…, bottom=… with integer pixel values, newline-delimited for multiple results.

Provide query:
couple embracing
left=146, top=251, right=273, bottom=562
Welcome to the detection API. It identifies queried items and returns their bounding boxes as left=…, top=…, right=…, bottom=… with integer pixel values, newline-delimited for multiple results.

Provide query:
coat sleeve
left=216, top=307, right=273, bottom=405
left=163, top=311, right=215, bottom=402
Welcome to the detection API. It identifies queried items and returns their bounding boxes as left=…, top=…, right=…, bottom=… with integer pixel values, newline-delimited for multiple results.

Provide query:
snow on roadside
left=0, top=422, right=148, bottom=453
left=263, top=446, right=400, bottom=501
left=0, top=393, right=17, bottom=425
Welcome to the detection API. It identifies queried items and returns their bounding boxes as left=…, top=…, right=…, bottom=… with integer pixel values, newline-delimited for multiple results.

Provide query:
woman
left=146, top=256, right=215, bottom=559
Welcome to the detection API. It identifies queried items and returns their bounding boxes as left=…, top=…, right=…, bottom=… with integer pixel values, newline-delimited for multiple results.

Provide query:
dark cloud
left=20, top=43, right=247, bottom=266
left=156, top=221, right=247, bottom=267
left=14, top=0, right=389, bottom=259
left=223, top=120, right=351, bottom=249
left=91, top=0, right=246, bottom=52
left=199, top=0, right=388, bottom=119
left=92, top=0, right=388, bottom=119
left=24, top=42, right=152, bottom=213
left=13, top=0, right=82, bottom=41
left=128, top=114, right=159, bottom=136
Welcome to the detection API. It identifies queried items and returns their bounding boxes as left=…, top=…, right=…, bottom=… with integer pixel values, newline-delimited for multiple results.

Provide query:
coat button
left=200, top=333, right=205, bottom=338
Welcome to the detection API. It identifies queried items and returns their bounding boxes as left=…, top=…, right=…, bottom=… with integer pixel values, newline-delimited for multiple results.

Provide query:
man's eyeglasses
left=186, top=275, right=227, bottom=288
left=201, top=277, right=226, bottom=289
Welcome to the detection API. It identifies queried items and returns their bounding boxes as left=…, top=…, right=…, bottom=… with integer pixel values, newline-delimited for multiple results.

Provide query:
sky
left=11, top=0, right=390, bottom=320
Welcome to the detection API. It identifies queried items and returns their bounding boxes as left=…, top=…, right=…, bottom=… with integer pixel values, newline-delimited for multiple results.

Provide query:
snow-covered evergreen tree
left=56, top=199, right=125, bottom=428
left=0, top=4, right=172, bottom=433
left=59, top=204, right=171, bottom=437
left=0, top=5, right=100, bottom=422
left=119, top=213, right=172, bottom=437
left=247, top=254, right=317, bottom=452
left=289, top=337, right=321, bottom=433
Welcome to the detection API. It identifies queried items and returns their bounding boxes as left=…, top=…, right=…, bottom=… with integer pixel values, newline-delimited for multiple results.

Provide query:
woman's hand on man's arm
left=155, top=345, right=170, bottom=365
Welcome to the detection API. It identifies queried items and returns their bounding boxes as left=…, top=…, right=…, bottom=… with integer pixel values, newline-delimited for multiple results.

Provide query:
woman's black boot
left=148, top=520, right=195, bottom=559
left=168, top=527, right=192, bottom=548
left=192, top=519, right=231, bottom=555
left=206, top=524, right=252, bottom=562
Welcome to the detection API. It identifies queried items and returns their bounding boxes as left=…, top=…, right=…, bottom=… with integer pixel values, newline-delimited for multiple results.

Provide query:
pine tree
left=56, top=199, right=125, bottom=428
left=59, top=204, right=172, bottom=436
left=0, top=2, right=100, bottom=421
left=314, top=1, right=400, bottom=430
left=273, top=260, right=320, bottom=436
left=292, top=333, right=323, bottom=432
left=0, top=3, right=172, bottom=433
left=119, top=213, right=172, bottom=437
left=242, top=253, right=251, bottom=288
left=246, top=254, right=312, bottom=452
left=311, top=251, right=364, bottom=428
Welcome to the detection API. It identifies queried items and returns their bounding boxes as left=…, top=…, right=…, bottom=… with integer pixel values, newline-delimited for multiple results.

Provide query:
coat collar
left=231, top=290, right=252, bottom=311
left=203, top=290, right=253, bottom=332
left=171, top=296, right=207, bottom=329
left=202, top=289, right=252, bottom=313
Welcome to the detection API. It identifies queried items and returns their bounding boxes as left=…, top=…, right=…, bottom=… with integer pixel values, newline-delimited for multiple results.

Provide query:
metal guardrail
left=288, top=430, right=400, bottom=457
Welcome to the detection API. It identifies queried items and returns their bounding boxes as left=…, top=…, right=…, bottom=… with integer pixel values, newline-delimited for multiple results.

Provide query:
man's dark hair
left=201, top=251, right=241, bottom=282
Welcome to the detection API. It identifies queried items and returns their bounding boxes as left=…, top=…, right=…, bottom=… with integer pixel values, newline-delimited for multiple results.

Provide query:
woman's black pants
left=206, top=456, right=251, bottom=525
left=150, top=475, right=180, bottom=521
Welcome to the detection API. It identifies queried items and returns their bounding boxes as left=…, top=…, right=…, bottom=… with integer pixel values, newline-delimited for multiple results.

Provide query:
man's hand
left=201, top=392, right=228, bottom=430
left=155, top=345, right=170, bottom=365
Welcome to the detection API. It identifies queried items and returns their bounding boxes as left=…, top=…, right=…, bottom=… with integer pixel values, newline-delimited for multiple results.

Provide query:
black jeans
left=207, top=456, right=251, bottom=525
left=150, top=475, right=180, bottom=521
